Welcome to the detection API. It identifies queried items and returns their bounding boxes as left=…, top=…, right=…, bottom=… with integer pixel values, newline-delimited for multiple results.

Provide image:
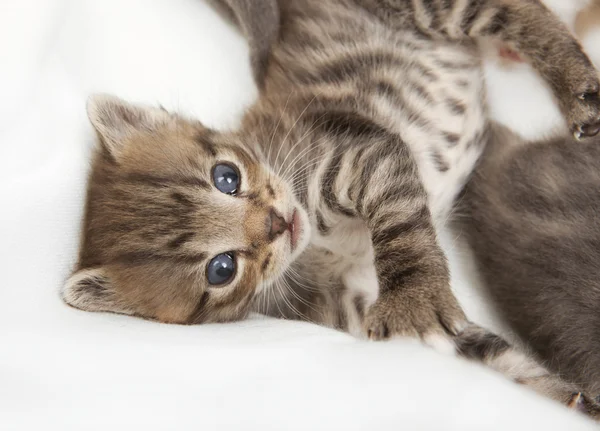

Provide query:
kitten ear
left=86, top=93, right=171, bottom=160
left=62, top=268, right=133, bottom=316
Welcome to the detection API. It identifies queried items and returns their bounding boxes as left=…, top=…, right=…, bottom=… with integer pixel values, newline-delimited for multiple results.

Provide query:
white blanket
left=2, top=1, right=600, bottom=429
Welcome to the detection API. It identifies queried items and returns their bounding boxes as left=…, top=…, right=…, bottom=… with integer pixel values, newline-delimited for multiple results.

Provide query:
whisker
left=267, top=90, right=293, bottom=167
left=286, top=139, right=344, bottom=185
left=265, top=91, right=294, bottom=188
left=281, top=273, right=320, bottom=314
left=278, top=113, right=330, bottom=180
left=287, top=155, right=329, bottom=184
left=285, top=267, right=321, bottom=293
left=272, top=280, right=288, bottom=319
left=276, top=278, right=315, bottom=323
left=280, top=133, right=330, bottom=183
left=285, top=135, right=341, bottom=178
left=266, top=282, right=273, bottom=315
left=274, top=92, right=322, bottom=177
left=257, top=282, right=267, bottom=315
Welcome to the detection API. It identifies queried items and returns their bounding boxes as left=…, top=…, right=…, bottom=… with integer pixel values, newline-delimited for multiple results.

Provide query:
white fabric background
left=1, top=0, right=599, bottom=429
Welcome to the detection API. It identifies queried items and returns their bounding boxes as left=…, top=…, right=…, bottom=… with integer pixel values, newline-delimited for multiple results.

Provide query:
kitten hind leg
left=360, top=0, right=600, bottom=139
left=484, top=1, right=600, bottom=140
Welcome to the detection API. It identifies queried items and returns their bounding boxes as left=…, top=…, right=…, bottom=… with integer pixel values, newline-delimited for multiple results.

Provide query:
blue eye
left=213, top=163, right=239, bottom=195
left=207, top=253, right=236, bottom=286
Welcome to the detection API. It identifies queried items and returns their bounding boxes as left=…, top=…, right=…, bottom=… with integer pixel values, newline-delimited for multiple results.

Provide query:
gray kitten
left=458, top=126, right=600, bottom=397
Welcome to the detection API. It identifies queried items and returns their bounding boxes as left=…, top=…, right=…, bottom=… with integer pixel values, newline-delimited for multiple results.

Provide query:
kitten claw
left=367, top=323, right=390, bottom=340
left=561, top=70, right=600, bottom=141
left=567, top=392, right=600, bottom=420
left=581, top=89, right=600, bottom=101
left=568, top=392, right=584, bottom=411
left=573, top=121, right=600, bottom=141
left=582, top=122, right=600, bottom=138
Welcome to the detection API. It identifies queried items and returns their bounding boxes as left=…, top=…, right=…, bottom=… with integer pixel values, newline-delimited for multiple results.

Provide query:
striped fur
left=64, top=0, right=600, bottom=417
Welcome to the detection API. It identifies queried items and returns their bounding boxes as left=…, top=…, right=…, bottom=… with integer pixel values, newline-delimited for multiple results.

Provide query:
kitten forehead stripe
left=195, top=132, right=217, bottom=157
left=125, top=172, right=209, bottom=190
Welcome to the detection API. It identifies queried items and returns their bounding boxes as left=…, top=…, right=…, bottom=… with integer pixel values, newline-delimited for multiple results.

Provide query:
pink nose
left=268, top=208, right=288, bottom=240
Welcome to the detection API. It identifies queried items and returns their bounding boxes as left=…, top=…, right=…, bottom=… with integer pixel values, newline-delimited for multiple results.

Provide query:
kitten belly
left=410, top=66, right=487, bottom=224
left=418, top=131, right=485, bottom=226
left=374, top=57, right=487, bottom=226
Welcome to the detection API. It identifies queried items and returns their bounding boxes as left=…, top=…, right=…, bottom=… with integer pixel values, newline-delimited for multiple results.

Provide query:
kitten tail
left=455, top=323, right=600, bottom=420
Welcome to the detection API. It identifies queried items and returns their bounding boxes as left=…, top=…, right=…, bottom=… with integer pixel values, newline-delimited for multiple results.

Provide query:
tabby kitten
left=458, top=127, right=600, bottom=398
left=64, top=0, right=600, bottom=415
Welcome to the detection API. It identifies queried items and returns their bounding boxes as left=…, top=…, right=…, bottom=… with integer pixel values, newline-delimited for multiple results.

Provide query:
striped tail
left=455, top=323, right=600, bottom=420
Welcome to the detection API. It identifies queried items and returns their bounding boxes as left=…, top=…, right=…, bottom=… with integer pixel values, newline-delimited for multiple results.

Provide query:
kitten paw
left=540, top=40, right=600, bottom=140
left=363, top=303, right=423, bottom=341
left=362, top=290, right=466, bottom=341
left=562, top=75, right=600, bottom=140
left=571, top=89, right=600, bottom=140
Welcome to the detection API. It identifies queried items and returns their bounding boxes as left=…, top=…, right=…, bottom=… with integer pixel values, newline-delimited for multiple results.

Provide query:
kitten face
left=63, top=95, right=310, bottom=324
